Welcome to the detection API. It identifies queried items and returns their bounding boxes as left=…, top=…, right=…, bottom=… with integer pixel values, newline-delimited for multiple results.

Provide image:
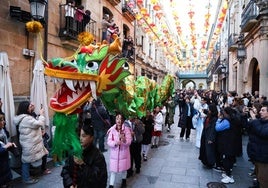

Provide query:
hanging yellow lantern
left=205, top=13, right=211, bottom=19
left=150, top=0, right=158, bottom=4
left=135, top=14, right=142, bottom=20
left=140, top=7, right=147, bottom=15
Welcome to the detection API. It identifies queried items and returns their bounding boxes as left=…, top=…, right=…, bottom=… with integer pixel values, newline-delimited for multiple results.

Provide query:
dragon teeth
left=90, top=81, right=97, bottom=99
left=65, top=79, right=76, bottom=91
left=79, top=80, right=84, bottom=87
left=84, top=81, right=89, bottom=87
left=73, top=80, right=78, bottom=87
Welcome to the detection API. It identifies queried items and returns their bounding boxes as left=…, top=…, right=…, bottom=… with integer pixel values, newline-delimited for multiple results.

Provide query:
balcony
left=122, top=1, right=136, bottom=22
left=228, top=33, right=238, bottom=52
left=58, top=4, right=97, bottom=44
left=107, top=0, right=121, bottom=6
left=241, top=0, right=259, bottom=32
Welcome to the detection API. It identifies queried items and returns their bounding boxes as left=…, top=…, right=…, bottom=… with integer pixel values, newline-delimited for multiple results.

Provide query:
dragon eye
left=122, top=62, right=129, bottom=70
left=86, top=61, right=99, bottom=71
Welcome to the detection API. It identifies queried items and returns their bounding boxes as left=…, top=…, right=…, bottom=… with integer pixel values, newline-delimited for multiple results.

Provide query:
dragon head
left=44, top=36, right=130, bottom=114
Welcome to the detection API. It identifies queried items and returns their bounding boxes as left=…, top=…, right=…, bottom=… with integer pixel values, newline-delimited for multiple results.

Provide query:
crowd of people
left=1, top=88, right=268, bottom=188
left=64, top=0, right=91, bottom=35
left=0, top=100, right=51, bottom=187
left=173, top=88, right=268, bottom=187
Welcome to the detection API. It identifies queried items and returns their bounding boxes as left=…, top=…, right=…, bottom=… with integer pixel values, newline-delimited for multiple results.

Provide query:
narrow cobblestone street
left=11, top=108, right=253, bottom=188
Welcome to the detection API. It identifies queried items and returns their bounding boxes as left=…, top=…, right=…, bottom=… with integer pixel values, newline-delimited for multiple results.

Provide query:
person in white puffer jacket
left=13, top=101, right=48, bottom=184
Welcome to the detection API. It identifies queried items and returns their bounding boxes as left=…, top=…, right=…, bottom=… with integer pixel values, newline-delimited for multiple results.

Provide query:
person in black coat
left=61, top=125, right=108, bottom=188
left=199, top=103, right=218, bottom=168
left=215, top=107, right=237, bottom=184
left=141, top=110, right=154, bottom=161
left=82, top=10, right=91, bottom=30
left=90, top=98, right=111, bottom=152
left=0, top=113, right=15, bottom=187
left=247, top=102, right=268, bottom=188
left=178, top=95, right=195, bottom=141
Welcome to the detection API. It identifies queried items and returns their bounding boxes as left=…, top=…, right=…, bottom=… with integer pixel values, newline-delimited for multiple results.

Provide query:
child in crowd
left=61, top=125, right=107, bottom=188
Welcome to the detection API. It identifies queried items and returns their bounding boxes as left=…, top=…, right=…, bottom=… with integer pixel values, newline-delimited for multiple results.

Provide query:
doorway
left=251, top=59, right=259, bottom=95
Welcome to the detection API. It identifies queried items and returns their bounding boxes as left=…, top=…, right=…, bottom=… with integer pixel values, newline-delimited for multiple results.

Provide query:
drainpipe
left=226, top=3, right=230, bottom=92
left=134, top=18, right=136, bottom=79
left=44, top=2, right=48, bottom=61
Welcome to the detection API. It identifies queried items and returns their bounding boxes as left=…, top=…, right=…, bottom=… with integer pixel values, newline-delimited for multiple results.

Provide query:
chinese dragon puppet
left=41, top=31, right=175, bottom=158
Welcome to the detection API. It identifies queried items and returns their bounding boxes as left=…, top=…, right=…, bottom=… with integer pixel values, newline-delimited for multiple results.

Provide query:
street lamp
left=220, top=65, right=227, bottom=74
left=29, top=0, right=48, bottom=20
left=237, top=33, right=246, bottom=63
left=10, top=0, right=47, bottom=22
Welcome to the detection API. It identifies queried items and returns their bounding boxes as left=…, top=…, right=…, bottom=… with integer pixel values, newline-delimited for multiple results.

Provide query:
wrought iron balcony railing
left=58, top=4, right=97, bottom=40
left=241, top=0, right=259, bottom=32
left=122, top=1, right=136, bottom=22
left=228, top=33, right=239, bottom=52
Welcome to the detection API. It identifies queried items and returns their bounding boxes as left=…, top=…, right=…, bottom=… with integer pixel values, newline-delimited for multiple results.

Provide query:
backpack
left=13, top=116, right=27, bottom=157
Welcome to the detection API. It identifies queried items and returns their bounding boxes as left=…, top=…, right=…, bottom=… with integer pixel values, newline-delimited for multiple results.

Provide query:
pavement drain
left=207, top=182, right=227, bottom=188
left=146, top=176, right=158, bottom=184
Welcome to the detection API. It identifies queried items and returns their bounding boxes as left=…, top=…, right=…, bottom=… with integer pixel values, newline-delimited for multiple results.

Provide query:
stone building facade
left=1, top=0, right=173, bottom=117
left=217, top=0, right=268, bottom=97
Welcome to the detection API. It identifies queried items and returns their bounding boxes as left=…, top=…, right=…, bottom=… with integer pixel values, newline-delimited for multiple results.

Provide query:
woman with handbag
left=90, top=98, right=111, bottom=152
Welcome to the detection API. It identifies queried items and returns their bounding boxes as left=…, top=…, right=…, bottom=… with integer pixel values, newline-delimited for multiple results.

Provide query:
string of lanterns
left=132, top=0, right=228, bottom=71
left=135, top=0, right=180, bottom=65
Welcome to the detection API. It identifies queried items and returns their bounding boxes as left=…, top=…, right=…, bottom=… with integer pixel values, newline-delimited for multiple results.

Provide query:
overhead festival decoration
left=134, top=0, right=228, bottom=72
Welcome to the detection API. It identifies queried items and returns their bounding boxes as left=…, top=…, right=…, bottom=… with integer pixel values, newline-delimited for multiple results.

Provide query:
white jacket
left=13, top=114, right=48, bottom=163
left=154, top=112, right=163, bottom=131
